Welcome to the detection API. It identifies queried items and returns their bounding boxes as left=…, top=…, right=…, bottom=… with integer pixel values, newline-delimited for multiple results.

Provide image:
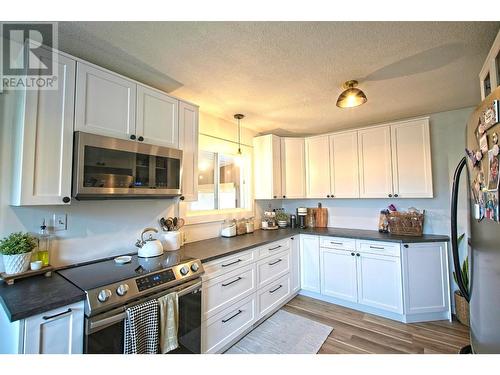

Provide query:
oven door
left=73, top=131, right=182, bottom=200
left=85, top=279, right=201, bottom=354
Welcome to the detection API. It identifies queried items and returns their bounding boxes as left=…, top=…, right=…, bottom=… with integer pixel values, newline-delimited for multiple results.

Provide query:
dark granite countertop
left=182, top=227, right=449, bottom=263
left=0, top=273, right=85, bottom=322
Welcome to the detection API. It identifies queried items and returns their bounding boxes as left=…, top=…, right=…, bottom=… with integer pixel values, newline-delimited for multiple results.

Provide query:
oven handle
left=87, top=280, right=202, bottom=334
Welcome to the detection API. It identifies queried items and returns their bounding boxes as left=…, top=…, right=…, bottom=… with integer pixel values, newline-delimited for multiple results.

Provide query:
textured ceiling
left=58, top=21, right=500, bottom=135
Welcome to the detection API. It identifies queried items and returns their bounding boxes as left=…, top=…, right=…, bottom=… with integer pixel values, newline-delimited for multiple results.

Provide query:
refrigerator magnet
left=482, top=99, right=499, bottom=130
left=493, top=132, right=499, bottom=144
left=494, top=144, right=500, bottom=156
left=488, top=149, right=500, bottom=190
left=480, top=134, right=489, bottom=153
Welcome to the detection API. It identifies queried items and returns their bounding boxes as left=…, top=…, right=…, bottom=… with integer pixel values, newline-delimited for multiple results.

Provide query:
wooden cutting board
left=314, top=203, right=328, bottom=228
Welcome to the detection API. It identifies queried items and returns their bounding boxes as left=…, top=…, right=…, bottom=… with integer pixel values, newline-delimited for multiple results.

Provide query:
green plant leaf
left=0, top=232, right=37, bottom=255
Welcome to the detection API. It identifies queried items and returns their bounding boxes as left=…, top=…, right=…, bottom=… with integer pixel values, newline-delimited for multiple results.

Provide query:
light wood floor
left=283, top=295, right=470, bottom=354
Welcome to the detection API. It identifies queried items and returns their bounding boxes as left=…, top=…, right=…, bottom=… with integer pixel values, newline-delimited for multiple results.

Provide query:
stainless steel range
left=57, top=252, right=204, bottom=354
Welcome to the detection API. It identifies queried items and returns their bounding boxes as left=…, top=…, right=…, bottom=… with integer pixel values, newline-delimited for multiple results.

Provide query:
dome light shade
left=336, top=80, right=367, bottom=108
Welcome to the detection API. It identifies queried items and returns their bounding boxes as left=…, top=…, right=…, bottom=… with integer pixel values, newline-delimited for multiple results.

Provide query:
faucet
left=135, top=227, right=158, bottom=248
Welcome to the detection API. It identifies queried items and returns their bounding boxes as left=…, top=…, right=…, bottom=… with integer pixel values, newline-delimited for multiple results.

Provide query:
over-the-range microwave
left=73, top=132, right=183, bottom=200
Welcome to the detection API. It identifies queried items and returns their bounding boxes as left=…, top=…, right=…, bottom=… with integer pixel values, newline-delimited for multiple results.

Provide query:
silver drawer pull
left=43, top=308, right=72, bottom=321
left=221, top=259, right=242, bottom=267
left=330, top=242, right=343, bottom=245
left=269, top=285, right=283, bottom=294
left=369, top=245, right=385, bottom=250
left=221, top=277, right=243, bottom=287
left=222, top=309, right=243, bottom=323
left=268, top=259, right=282, bottom=266
left=268, top=245, right=282, bottom=251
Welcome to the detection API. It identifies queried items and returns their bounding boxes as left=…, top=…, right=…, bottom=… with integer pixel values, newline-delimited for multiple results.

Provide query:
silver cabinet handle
left=330, top=241, right=343, bottom=245
left=268, top=245, right=282, bottom=251
left=221, top=259, right=242, bottom=267
left=369, top=245, right=384, bottom=250
left=221, top=277, right=242, bottom=287
left=43, top=308, right=72, bottom=321
left=222, top=309, right=243, bottom=323
left=269, top=285, right=283, bottom=294
left=268, top=259, right=282, bottom=266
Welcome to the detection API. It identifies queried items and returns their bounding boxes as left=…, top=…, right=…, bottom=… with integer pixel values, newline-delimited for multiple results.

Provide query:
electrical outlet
left=53, top=213, right=68, bottom=231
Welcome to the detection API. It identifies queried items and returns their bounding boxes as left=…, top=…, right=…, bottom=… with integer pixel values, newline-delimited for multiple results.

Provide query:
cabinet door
left=136, top=85, right=179, bottom=148
left=402, top=242, right=450, bottom=315
left=391, top=119, right=433, bottom=198
left=299, top=235, right=320, bottom=293
left=305, top=136, right=331, bottom=198
left=321, top=248, right=358, bottom=302
left=12, top=52, right=75, bottom=206
left=358, top=126, right=393, bottom=198
left=290, top=236, right=301, bottom=293
left=356, top=253, right=403, bottom=313
left=281, top=137, right=306, bottom=199
left=23, top=301, right=84, bottom=354
left=330, top=131, right=360, bottom=198
left=75, top=62, right=136, bottom=139
left=179, top=101, right=199, bottom=201
left=253, top=134, right=282, bottom=199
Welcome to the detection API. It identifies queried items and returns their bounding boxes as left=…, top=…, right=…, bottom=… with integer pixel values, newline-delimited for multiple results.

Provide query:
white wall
left=0, top=91, right=256, bottom=268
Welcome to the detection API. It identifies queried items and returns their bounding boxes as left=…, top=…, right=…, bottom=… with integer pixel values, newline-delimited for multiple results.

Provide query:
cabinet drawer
left=320, top=237, right=356, bottom=250
left=257, top=249, right=290, bottom=288
left=202, top=250, right=256, bottom=281
left=258, top=238, right=291, bottom=259
left=202, top=264, right=256, bottom=321
left=357, top=240, right=400, bottom=257
left=257, top=273, right=291, bottom=319
left=202, top=294, right=256, bottom=354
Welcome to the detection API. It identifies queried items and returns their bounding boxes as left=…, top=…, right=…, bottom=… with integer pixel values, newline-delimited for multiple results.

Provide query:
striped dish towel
left=124, top=299, right=159, bottom=354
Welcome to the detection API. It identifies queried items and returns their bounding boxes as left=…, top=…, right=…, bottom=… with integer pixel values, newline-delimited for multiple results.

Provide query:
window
left=189, top=150, right=248, bottom=212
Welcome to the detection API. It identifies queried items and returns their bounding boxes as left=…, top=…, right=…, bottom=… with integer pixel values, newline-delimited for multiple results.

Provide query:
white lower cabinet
left=356, top=252, right=403, bottom=314
left=321, top=248, right=358, bottom=303
left=202, top=294, right=257, bottom=354
left=257, top=274, right=291, bottom=319
left=299, top=235, right=320, bottom=293
left=201, top=237, right=299, bottom=353
left=0, top=301, right=84, bottom=354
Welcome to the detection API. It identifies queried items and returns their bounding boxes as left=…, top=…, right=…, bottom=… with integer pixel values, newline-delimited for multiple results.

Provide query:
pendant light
left=336, top=80, right=367, bottom=108
left=234, top=113, right=244, bottom=155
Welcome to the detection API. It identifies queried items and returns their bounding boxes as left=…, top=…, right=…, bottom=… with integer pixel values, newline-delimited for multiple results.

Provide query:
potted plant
left=453, top=233, right=470, bottom=326
left=275, top=212, right=289, bottom=228
left=0, top=232, right=38, bottom=275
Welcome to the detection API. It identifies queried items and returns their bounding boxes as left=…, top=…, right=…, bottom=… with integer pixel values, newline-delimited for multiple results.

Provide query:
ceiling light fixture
left=336, top=80, right=367, bottom=108
left=234, top=113, right=244, bottom=155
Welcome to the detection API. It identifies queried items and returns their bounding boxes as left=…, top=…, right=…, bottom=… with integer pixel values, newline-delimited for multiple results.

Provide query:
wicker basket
left=387, top=210, right=425, bottom=236
left=454, top=291, right=470, bottom=326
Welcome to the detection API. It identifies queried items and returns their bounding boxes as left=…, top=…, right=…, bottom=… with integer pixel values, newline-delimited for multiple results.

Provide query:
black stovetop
left=57, top=251, right=193, bottom=291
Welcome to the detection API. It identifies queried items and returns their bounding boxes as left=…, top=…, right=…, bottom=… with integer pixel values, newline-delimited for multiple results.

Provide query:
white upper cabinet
left=11, top=52, right=76, bottom=206
left=136, top=85, right=179, bottom=148
left=305, top=136, right=331, bottom=198
left=391, top=118, right=433, bottom=198
left=329, top=131, right=360, bottom=198
left=75, top=62, right=136, bottom=140
left=358, top=126, right=394, bottom=198
left=281, top=137, right=306, bottom=199
left=253, top=134, right=282, bottom=199
left=179, top=101, right=199, bottom=201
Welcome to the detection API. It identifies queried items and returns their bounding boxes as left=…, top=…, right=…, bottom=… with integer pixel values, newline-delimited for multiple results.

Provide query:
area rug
left=225, top=309, right=333, bottom=354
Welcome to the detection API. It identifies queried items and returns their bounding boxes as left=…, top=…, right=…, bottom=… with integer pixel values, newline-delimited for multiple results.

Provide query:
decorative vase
left=2, top=252, right=32, bottom=275
left=277, top=220, right=288, bottom=228
left=454, top=290, right=470, bottom=327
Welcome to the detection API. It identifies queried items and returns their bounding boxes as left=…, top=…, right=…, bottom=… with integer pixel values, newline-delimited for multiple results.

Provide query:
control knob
left=97, top=289, right=112, bottom=303
left=116, top=284, right=129, bottom=296
left=191, top=263, right=199, bottom=272
left=180, top=266, right=189, bottom=276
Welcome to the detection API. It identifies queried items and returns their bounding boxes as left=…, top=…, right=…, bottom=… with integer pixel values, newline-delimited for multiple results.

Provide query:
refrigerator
left=451, top=85, right=500, bottom=354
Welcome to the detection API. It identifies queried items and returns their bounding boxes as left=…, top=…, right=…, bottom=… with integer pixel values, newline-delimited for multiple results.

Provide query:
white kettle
left=136, top=227, right=164, bottom=258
